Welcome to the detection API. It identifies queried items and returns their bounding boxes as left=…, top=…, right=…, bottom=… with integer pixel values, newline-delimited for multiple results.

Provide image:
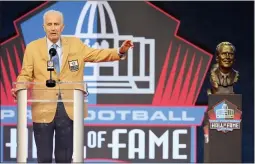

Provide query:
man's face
left=217, top=45, right=235, bottom=68
left=43, top=12, right=64, bottom=43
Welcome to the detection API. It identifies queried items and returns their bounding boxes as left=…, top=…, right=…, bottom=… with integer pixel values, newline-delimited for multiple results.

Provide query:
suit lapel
left=40, top=37, right=61, bottom=75
left=60, top=37, right=70, bottom=75
left=39, top=37, right=49, bottom=61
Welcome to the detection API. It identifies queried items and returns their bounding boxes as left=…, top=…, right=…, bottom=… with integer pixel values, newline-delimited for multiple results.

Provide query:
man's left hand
left=119, top=40, right=134, bottom=54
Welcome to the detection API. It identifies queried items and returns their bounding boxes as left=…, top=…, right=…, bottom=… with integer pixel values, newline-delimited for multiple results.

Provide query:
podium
left=13, top=81, right=88, bottom=163
left=204, top=94, right=242, bottom=163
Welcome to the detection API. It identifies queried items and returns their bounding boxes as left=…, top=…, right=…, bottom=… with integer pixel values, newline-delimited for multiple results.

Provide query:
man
left=11, top=10, right=133, bottom=163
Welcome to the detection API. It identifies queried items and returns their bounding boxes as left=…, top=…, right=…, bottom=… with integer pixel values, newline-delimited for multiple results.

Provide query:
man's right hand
left=11, top=88, right=17, bottom=100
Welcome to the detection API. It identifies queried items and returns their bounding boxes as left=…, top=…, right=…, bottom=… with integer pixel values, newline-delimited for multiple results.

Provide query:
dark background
left=0, top=1, right=254, bottom=163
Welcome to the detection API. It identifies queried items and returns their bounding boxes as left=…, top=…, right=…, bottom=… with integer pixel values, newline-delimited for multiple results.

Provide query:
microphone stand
left=46, top=48, right=57, bottom=88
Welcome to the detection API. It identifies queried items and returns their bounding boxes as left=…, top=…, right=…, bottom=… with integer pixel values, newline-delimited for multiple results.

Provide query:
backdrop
left=0, top=1, right=254, bottom=163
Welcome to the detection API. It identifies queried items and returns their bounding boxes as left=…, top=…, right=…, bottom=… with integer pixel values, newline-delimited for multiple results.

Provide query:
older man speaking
left=11, top=10, right=133, bottom=163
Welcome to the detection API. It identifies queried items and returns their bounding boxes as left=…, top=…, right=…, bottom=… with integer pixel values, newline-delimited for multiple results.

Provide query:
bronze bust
left=204, top=42, right=239, bottom=143
left=207, top=42, right=239, bottom=94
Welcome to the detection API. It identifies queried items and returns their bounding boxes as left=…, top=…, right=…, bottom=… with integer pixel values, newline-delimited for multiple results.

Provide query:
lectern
left=204, top=94, right=242, bottom=163
left=13, top=81, right=88, bottom=163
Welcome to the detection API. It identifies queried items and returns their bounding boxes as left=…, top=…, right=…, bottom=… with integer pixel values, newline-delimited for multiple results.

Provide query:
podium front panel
left=204, top=94, right=242, bottom=163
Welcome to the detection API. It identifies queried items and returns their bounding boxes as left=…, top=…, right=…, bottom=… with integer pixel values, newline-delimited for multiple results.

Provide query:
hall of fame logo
left=208, top=100, right=242, bottom=133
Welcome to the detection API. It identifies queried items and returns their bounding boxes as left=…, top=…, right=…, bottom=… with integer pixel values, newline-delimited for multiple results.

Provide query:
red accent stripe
left=177, top=53, right=196, bottom=104
left=6, top=48, right=17, bottom=83
left=161, top=44, right=181, bottom=105
left=170, top=49, right=189, bottom=105
left=1, top=55, right=12, bottom=103
left=0, top=55, right=8, bottom=104
left=186, top=56, right=203, bottom=105
left=13, top=44, right=22, bottom=71
left=152, top=41, right=173, bottom=105
left=1, top=82, right=8, bottom=105
left=21, top=39, right=25, bottom=52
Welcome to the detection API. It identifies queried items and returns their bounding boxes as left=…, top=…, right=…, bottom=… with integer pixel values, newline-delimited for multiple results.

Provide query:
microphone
left=49, top=48, right=57, bottom=58
left=46, top=48, right=57, bottom=88
left=47, top=48, right=57, bottom=71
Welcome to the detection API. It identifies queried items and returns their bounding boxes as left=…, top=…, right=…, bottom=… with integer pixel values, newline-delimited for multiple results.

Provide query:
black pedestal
left=204, top=94, right=242, bottom=163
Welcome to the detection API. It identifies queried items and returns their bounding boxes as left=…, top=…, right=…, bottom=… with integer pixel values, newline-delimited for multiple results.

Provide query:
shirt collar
left=46, top=37, right=61, bottom=49
left=216, top=67, right=232, bottom=78
left=219, top=70, right=230, bottom=78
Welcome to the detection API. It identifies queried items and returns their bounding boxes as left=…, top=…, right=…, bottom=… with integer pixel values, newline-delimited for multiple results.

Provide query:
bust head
left=215, top=42, right=235, bottom=72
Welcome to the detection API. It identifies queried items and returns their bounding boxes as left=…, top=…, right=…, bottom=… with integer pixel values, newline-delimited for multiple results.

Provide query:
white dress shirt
left=46, top=38, right=62, bottom=71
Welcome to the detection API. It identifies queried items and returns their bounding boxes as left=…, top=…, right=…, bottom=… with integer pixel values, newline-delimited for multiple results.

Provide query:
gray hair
left=43, top=10, right=64, bottom=24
